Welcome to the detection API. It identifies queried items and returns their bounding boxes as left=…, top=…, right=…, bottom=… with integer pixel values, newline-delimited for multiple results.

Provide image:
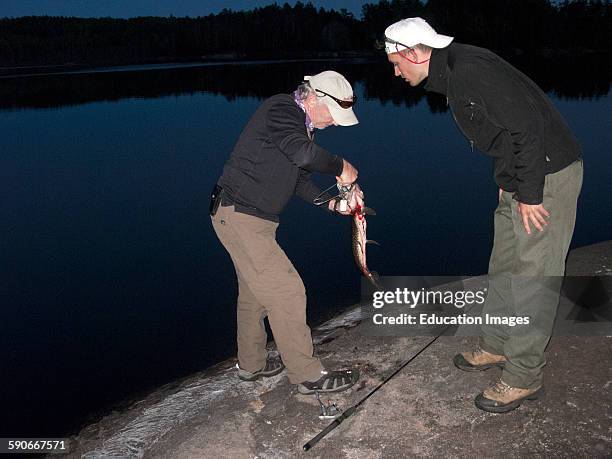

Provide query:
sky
left=1, top=0, right=374, bottom=19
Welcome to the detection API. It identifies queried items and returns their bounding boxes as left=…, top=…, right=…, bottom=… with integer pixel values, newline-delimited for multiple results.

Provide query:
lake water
left=1, top=59, right=610, bottom=436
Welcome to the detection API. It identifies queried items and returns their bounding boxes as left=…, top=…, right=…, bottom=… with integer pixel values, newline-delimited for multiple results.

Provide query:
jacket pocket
left=455, top=99, right=509, bottom=157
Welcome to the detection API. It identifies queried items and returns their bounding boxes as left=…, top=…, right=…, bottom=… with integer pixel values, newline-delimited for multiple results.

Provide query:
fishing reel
left=315, top=390, right=342, bottom=420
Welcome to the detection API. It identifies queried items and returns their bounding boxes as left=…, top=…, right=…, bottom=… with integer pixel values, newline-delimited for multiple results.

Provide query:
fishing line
left=303, top=310, right=471, bottom=452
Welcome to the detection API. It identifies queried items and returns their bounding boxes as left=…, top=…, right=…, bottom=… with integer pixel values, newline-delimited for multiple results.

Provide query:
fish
left=351, top=203, right=380, bottom=289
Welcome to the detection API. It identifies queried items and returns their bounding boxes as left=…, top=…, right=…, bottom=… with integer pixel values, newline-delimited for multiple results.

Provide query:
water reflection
left=0, top=55, right=609, bottom=111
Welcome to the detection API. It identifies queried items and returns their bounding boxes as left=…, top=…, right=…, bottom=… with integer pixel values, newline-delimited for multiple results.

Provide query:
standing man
left=383, top=18, right=583, bottom=412
left=211, top=71, right=361, bottom=395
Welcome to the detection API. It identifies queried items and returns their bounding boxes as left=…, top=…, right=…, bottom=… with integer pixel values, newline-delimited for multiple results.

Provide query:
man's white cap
left=384, top=17, right=453, bottom=54
left=304, top=71, right=358, bottom=126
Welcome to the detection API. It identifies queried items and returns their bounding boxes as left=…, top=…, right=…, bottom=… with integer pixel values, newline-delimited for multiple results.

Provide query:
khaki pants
left=480, top=160, right=583, bottom=389
left=211, top=205, right=324, bottom=384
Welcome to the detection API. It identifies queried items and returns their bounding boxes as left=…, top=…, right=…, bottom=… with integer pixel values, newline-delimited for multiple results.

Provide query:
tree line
left=0, top=0, right=609, bottom=69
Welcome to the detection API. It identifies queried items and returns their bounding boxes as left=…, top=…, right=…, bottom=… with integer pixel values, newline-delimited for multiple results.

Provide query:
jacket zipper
left=448, top=97, right=475, bottom=152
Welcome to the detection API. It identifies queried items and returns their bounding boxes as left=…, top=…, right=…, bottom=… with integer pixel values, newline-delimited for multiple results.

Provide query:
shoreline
left=0, top=53, right=376, bottom=78
left=1, top=48, right=608, bottom=79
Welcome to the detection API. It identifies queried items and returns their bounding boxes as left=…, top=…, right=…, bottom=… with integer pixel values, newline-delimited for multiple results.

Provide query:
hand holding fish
left=346, top=183, right=364, bottom=212
left=316, top=180, right=380, bottom=287
left=328, top=183, right=364, bottom=215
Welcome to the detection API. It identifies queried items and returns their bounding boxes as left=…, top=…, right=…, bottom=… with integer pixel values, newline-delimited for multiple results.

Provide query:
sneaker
left=475, top=380, right=544, bottom=413
left=297, top=368, right=359, bottom=395
left=237, top=355, right=285, bottom=382
left=453, top=348, right=506, bottom=372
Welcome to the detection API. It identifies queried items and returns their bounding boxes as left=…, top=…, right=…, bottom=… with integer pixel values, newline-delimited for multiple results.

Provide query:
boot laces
left=492, top=381, right=512, bottom=394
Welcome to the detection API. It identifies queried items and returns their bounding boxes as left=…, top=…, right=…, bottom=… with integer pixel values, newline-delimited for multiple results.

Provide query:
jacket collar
left=424, top=45, right=451, bottom=95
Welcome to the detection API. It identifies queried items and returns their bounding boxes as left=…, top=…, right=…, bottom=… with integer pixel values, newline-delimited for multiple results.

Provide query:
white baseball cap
left=304, top=71, right=358, bottom=126
left=384, top=17, right=454, bottom=54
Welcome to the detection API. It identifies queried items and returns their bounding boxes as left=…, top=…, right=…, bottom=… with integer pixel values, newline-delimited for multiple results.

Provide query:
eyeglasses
left=314, top=88, right=357, bottom=109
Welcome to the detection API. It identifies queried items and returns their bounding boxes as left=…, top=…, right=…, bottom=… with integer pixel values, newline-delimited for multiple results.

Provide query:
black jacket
left=425, top=43, right=582, bottom=204
left=218, top=94, right=344, bottom=221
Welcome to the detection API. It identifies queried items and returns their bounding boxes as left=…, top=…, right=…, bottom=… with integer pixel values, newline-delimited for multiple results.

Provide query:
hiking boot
left=453, top=348, right=506, bottom=371
left=237, top=354, right=285, bottom=381
left=297, top=368, right=359, bottom=395
left=475, top=380, right=545, bottom=413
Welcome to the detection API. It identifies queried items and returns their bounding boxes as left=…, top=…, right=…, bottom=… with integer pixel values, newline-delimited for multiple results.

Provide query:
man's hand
left=328, top=199, right=352, bottom=215
left=337, top=159, right=358, bottom=185
left=327, top=183, right=365, bottom=216
left=517, top=202, right=550, bottom=235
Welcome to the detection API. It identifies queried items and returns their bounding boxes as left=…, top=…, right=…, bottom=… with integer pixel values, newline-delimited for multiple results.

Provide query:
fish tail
left=367, top=271, right=381, bottom=289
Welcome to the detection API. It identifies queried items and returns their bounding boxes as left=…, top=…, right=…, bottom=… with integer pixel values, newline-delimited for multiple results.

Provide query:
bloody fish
left=351, top=203, right=380, bottom=288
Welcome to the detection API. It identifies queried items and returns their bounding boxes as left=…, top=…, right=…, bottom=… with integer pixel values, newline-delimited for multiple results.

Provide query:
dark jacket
left=218, top=94, right=344, bottom=221
left=425, top=43, right=582, bottom=204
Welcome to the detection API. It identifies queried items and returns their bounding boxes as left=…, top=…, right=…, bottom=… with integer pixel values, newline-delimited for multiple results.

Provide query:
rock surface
left=70, top=242, right=612, bottom=458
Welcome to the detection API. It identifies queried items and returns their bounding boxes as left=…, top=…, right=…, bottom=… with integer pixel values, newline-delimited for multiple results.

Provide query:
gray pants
left=211, top=205, right=324, bottom=384
left=480, top=160, right=583, bottom=389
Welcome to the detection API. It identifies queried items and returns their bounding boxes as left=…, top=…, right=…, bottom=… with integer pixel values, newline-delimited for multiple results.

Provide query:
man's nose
left=394, top=67, right=401, bottom=77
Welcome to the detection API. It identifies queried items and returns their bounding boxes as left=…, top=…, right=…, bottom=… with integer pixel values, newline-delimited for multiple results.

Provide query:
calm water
left=1, top=59, right=610, bottom=436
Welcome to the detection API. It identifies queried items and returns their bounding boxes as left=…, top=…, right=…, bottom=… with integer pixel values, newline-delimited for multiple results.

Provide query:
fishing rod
left=303, top=317, right=462, bottom=452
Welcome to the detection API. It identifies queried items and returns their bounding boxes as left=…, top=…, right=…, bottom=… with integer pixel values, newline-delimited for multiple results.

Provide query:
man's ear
left=407, top=47, right=418, bottom=60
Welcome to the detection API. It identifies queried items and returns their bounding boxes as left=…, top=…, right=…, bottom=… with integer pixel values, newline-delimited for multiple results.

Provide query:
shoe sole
left=453, top=354, right=506, bottom=372
left=454, top=361, right=506, bottom=372
left=297, top=379, right=357, bottom=395
left=238, top=365, right=285, bottom=382
left=475, top=387, right=545, bottom=413
left=297, top=370, right=360, bottom=395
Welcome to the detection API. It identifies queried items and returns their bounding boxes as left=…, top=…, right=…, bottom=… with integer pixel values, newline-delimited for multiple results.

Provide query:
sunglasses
left=383, top=36, right=411, bottom=50
left=379, top=36, right=430, bottom=65
left=374, top=35, right=411, bottom=50
left=314, top=88, right=357, bottom=109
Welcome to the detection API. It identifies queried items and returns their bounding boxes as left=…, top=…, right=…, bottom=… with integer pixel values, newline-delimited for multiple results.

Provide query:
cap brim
left=325, top=100, right=358, bottom=126
left=425, top=34, right=454, bottom=49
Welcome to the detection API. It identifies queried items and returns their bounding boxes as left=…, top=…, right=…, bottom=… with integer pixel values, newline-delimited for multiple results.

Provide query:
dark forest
left=0, top=0, right=610, bottom=71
